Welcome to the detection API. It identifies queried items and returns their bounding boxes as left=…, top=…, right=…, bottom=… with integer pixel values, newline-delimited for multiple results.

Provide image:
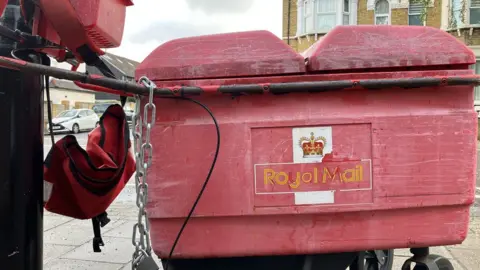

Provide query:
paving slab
left=43, top=244, right=77, bottom=264
left=468, top=218, right=480, bottom=235
left=44, top=218, right=125, bottom=246
left=104, top=220, right=137, bottom=239
left=447, top=231, right=480, bottom=251
left=44, top=209, right=61, bottom=216
left=115, top=184, right=137, bottom=202
left=394, top=246, right=453, bottom=259
left=105, top=200, right=139, bottom=221
left=44, top=258, right=123, bottom=270
left=447, top=248, right=480, bottom=270
left=43, top=214, right=74, bottom=231
left=62, top=236, right=135, bottom=264
left=120, top=257, right=164, bottom=270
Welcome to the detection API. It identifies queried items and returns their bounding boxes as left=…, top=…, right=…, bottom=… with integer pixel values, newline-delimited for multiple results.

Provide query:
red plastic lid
left=304, top=25, right=476, bottom=72
left=135, top=30, right=306, bottom=81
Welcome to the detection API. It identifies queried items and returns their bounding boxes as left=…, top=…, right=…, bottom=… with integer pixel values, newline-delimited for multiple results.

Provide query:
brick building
left=282, top=0, right=480, bottom=101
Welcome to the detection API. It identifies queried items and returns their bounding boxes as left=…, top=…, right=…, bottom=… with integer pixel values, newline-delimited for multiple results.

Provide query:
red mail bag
left=43, top=104, right=135, bottom=251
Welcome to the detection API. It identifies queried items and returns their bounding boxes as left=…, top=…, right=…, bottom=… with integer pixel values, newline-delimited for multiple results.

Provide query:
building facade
left=282, top=0, right=480, bottom=101
left=441, top=0, right=480, bottom=101
left=283, top=0, right=441, bottom=51
left=86, top=52, right=139, bottom=101
left=43, top=79, right=96, bottom=129
left=47, top=79, right=96, bottom=111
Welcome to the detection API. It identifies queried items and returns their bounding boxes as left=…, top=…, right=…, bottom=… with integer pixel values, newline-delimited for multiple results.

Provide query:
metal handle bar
left=1, top=56, right=479, bottom=97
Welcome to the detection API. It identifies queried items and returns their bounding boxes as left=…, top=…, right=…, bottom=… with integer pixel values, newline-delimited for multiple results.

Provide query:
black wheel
left=410, top=254, right=454, bottom=270
left=72, top=123, right=80, bottom=134
left=364, top=250, right=394, bottom=270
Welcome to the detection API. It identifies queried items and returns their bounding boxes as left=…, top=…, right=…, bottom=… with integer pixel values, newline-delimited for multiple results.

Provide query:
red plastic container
left=135, top=26, right=478, bottom=259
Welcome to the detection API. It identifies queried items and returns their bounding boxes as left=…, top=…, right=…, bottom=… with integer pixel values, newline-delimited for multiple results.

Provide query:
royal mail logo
left=299, top=132, right=327, bottom=158
left=264, top=164, right=364, bottom=188
left=254, top=160, right=372, bottom=194
left=293, top=127, right=332, bottom=163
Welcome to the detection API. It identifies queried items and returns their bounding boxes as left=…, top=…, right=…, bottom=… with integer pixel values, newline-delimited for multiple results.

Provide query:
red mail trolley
left=134, top=25, right=477, bottom=270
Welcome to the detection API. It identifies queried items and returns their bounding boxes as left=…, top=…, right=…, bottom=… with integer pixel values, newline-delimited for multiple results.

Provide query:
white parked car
left=47, top=109, right=99, bottom=134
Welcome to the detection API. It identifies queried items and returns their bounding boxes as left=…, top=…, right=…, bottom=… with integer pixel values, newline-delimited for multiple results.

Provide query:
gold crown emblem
left=298, top=132, right=327, bottom=158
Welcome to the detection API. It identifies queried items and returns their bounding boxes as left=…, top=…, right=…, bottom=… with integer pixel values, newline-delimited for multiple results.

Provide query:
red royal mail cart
left=1, top=1, right=478, bottom=269
left=133, top=25, right=478, bottom=270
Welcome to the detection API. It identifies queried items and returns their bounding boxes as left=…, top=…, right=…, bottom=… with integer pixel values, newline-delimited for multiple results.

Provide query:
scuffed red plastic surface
left=145, top=71, right=476, bottom=259
left=70, top=0, right=128, bottom=48
left=304, top=25, right=476, bottom=72
left=0, top=0, right=7, bottom=18
left=137, top=26, right=477, bottom=259
left=135, top=30, right=306, bottom=81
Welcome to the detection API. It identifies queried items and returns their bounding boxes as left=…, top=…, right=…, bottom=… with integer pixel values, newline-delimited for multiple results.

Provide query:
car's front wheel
left=72, top=123, right=80, bottom=134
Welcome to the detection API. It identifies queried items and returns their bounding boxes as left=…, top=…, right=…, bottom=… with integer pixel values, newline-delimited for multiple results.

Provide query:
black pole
left=0, top=1, right=44, bottom=269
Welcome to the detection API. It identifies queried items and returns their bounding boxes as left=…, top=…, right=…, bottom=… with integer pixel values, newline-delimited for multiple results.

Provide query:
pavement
left=42, top=132, right=480, bottom=270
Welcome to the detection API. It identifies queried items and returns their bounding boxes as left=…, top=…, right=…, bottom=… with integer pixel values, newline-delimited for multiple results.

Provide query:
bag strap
left=92, top=211, right=111, bottom=252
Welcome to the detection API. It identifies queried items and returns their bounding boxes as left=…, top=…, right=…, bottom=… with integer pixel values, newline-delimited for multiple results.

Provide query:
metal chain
left=131, top=76, right=157, bottom=269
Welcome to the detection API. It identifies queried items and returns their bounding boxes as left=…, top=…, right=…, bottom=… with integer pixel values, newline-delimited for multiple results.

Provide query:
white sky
left=52, top=0, right=282, bottom=70
left=106, top=0, right=282, bottom=62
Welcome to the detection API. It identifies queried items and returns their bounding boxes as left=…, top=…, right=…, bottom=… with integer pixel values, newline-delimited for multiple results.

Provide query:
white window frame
left=470, top=0, right=480, bottom=26
left=315, top=0, right=337, bottom=32
left=304, top=0, right=314, bottom=34
left=374, top=0, right=391, bottom=25
left=449, top=0, right=463, bottom=28
left=343, top=0, right=351, bottom=25
left=295, top=0, right=357, bottom=36
left=447, top=0, right=480, bottom=29
left=471, top=60, right=480, bottom=101
left=408, top=1, right=425, bottom=26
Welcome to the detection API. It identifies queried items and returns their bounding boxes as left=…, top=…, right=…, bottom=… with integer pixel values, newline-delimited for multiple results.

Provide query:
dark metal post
left=0, top=1, right=44, bottom=269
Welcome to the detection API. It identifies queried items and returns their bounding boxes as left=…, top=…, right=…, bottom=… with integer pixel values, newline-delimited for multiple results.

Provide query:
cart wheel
left=405, top=254, right=454, bottom=270
left=364, top=250, right=394, bottom=270
left=412, top=265, right=428, bottom=270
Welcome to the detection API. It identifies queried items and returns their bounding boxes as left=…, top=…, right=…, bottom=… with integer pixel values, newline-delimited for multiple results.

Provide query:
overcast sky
left=106, top=0, right=282, bottom=63
left=51, top=0, right=282, bottom=70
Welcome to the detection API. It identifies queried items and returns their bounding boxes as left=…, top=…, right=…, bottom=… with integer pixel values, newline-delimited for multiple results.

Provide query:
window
left=343, top=0, right=350, bottom=25
left=296, top=0, right=356, bottom=35
left=471, top=62, right=480, bottom=101
left=374, top=0, right=390, bottom=25
left=92, top=104, right=111, bottom=114
left=408, top=1, right=424, bottom=26
left=304, top=0, right=314, bottom=33
left=316, top=0, right=337, bottom=31
left=79, top=111, right=88, bottom=117
left=57, top=110, right=78, bottom=118
left=87, top=110, right=94, bottom=116
left=451, top=0, right=462, bottom=28
left=471, top=0, right=480, bottom=25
